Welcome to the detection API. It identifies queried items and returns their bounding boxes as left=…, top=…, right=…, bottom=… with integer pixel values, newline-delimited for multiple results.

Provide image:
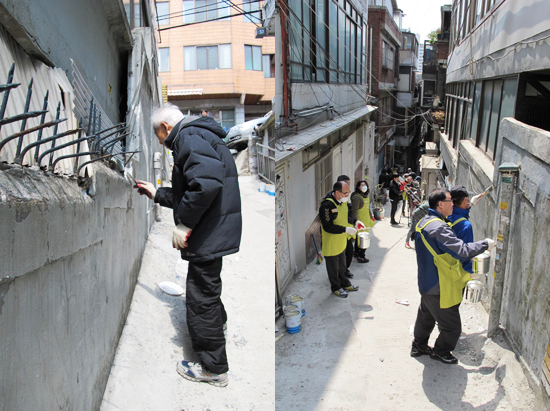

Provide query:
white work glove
left=471, top=192, right=485, bottom=206
left=345, top=227, right=357, bottom=236
left=135, top=180, right=156, bottom=200
left=172, top=224, right=192, bottom=250
left=485, top=238, right=495, bottom=251
left=355, top=220, right=366, bottom=230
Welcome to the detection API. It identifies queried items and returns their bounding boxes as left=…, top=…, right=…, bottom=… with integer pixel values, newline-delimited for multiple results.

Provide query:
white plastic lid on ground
left=158, top=281, right=184, bottom=296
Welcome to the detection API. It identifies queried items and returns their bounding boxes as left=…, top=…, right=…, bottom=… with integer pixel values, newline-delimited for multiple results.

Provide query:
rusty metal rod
left=100, top=132, right=131, bottom=153
left=34, top=91, right=50, bottom=162
left=14, top=127, right=81, bottom=165
left=77, top=150, right=140, bottom=174
left=0, top=83, right=20, bottom=93
left=0, top=110, right=48, bottom=127
left=0, top=118, right=66, bottom=154
left=52, top=150, right=99, bottom=172
left=0, top=63, right=17, bottom=128
left=92, top=123, right=126, bottom=150
left=37, top=133, right=90, bottom=167
left=15, top=78, right=34, bottom=157
left=47, top=102, right=62, bottom=168
left=73, top=119, right=83, bottom=174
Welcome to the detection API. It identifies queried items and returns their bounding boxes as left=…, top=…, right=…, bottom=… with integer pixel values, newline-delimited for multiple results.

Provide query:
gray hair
left=151, top=103, right=184, bottom=131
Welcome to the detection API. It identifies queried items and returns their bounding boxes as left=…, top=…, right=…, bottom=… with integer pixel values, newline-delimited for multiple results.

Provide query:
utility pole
left=487, top=162, right=520, bottom=337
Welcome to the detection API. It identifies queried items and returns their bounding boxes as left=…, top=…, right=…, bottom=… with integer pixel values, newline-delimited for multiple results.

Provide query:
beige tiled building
left=156, top=0, right=274, bottom=129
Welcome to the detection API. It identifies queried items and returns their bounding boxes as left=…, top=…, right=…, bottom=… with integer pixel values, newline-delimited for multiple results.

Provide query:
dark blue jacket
left=155, top=117, right=242, bottom=262
left=414, top=209, right=488, bottom=294
left=448, top=207, right=474, bottom=273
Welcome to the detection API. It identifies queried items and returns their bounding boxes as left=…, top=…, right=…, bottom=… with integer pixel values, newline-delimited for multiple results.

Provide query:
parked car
left=224, top=111, right=272, bottom=151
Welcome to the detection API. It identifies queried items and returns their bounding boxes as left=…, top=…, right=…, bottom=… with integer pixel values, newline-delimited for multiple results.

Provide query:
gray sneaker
left=176, top=361, right=228, bottom=387
left=333, top=288, right=348, bottom=298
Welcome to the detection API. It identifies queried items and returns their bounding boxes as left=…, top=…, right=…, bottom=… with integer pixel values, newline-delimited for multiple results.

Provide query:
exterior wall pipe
left=280, top=0, right=291, bottom=120
left=487, top=162, right=520, bottom=338
left=369, top=26, right=373, bottom=94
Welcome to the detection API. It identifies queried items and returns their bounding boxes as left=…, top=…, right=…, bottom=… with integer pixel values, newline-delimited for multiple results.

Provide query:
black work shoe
left=430, top=352, right=458, bottom=364
left=345, top=270, right=354, bottom=278
left=410, top=345, right=432, bottom=357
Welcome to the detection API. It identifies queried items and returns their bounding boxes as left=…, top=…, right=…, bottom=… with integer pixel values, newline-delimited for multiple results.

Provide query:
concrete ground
left=276, top=202, right=543, bottom=411
left=101, top=175, right=274, bottom=411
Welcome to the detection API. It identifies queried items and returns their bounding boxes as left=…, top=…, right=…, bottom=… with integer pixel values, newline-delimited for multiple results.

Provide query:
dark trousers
left=354, top=238, right=366, bottom=258
left=390, top=199, right=400, bottom=223
left=186, top=257, right=228, bottom=374
left=325, top=252, right=351, bottom=292
left=412, top=293, right=462, bottom=356
left=345, top=238, right=354, bottom=270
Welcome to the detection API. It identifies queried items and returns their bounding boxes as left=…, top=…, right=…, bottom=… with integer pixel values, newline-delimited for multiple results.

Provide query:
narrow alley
left=275, top=202, right=542, bottom=411
left=100, top=176, right=275, bottom=411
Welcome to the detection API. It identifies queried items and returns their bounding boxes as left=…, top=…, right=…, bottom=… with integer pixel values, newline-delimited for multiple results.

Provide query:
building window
left=123, top=0, right=151, bottom=28
left=245, top=45, right=262, bottom=70
left=182, top=0, right=230, bottom=23
left=221, top=110, right=235, bottom=130
left=184, top=45, right=231, bottom=70
left=243, top=0, right=261, bottom=24
left=263, top=54, right=275, bottom=78
left=156, top=1, right=170, bottom=26
left=159, top=47, right=170, bottom=72
left=315, top=154, right=333, bottom=207
left=289, top=0, right=363, bottom=84
left=197, top=46, right=218, bottom=69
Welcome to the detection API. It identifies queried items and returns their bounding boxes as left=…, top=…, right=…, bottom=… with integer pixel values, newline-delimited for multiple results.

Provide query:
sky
left=396, top=0, right=452, bottom=43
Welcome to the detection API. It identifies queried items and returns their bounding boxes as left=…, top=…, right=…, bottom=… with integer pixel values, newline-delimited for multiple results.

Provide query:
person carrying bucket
left=350, top=180, right=375, bottom=263
left=410, top=188, right=494, bottom=364
left=336, top=175, right=357, bottom=278
left=448, top=185, right=475, bottom=274
left=318, top=181, right=363, bottom=298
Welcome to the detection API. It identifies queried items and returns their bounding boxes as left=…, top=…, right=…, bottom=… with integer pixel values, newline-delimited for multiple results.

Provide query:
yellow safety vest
left=450, top=217, right=466, bottom=227
left=355, top=194, right=375, bottom=229
left=416, top=218, right=471, bottom=309
left=321, top=197, right=351, bottom=257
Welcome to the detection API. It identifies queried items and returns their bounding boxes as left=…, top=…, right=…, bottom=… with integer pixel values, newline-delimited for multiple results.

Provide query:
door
left=275, top=164, right=292, bottom=294
left=332, top=144, right=342, bottom=179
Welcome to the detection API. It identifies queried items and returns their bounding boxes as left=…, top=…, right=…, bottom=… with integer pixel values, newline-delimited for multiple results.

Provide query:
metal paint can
left=464, top=280, right=484, bottom=303
left=284, top=307, right=302, bottom=334
left=357, top=231, right=371, bottom=249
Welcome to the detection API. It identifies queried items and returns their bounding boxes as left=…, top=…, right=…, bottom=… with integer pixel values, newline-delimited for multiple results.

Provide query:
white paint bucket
left=287, top=295, right=305, bottom=317
left=258, top=182, right=266, bottom=192
left=284, top=308, right=302, bottom=334
left=266, top=184, right=275, bottom=196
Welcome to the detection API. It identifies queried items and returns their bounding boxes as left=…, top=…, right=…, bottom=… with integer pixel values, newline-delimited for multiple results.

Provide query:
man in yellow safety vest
left=319, top=181, right=364, bottom=298
left=411, top=188, right=494, bottom=364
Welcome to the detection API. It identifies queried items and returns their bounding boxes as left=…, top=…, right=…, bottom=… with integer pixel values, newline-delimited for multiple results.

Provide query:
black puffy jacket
left=154, top=117, right=242, bottom=262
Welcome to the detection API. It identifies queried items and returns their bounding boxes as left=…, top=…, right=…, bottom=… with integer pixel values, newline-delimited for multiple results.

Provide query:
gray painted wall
left=442, top=118, right=550, bottom=406
left=0, top=164, right=150, bottom=411
left=0, top=0, right=131, bottom=123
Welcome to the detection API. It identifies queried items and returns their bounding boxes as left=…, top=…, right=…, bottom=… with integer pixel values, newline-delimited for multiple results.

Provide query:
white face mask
left=340, top=196, right=349, bottom=203
left=361, top=185, right=368, bottom=193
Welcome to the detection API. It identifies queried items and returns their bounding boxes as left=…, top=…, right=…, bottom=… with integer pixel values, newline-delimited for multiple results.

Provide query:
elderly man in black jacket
left=135, top=103, right=242, bottom=387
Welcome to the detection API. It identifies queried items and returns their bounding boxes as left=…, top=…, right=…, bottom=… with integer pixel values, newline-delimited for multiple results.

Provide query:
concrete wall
left=0, top=164, right=150, bottom=411
left=446, top=0, right=550, bottom=83
left=0, top=0, right=131, bottom=123
left=440, top=118, right=550, bottom=406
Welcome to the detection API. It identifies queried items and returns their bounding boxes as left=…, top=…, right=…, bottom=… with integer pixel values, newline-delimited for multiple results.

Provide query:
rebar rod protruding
left=52, top=150, right=99, bottom=173
left=77, top=151, right=140, bottom=174
left=48, top=102, right=62, bottom=168
left=101, top=132, right=131, bottom=153
left=0, top=118, right=66, bottom=154
left=34, top=91, right=50, bottom=162
left=14, top=127, right=81, bottom=165
left=15, top=78, right=34, bottom=157
left=73, top=118, right=83, bottom=174
left=0, top=63, right=18, bottom=131
left=36, top=132, right=89, bottom=167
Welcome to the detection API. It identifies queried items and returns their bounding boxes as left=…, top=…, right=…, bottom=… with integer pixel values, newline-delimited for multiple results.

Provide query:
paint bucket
left=373, top=208, right=381, bottom=220
left=357, top=231, right=371, bottom=249
left=266, top=184, right=275, bottom=196
left=258, top=182, right=266, bottom=192
left=473, top=251, right=491, bottom=275
left=464, top=280, right=484, bottom=303
left=284, top=308, right=302, bottom=334
left=287, top=295, right=305, bottom=317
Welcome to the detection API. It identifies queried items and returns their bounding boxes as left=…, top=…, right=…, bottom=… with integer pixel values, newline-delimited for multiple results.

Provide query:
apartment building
left=440, top=0, right=550, bottom=405
left=155, top=0, right=275, bottom=129
left=367, top=0, right=402, bottom=171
